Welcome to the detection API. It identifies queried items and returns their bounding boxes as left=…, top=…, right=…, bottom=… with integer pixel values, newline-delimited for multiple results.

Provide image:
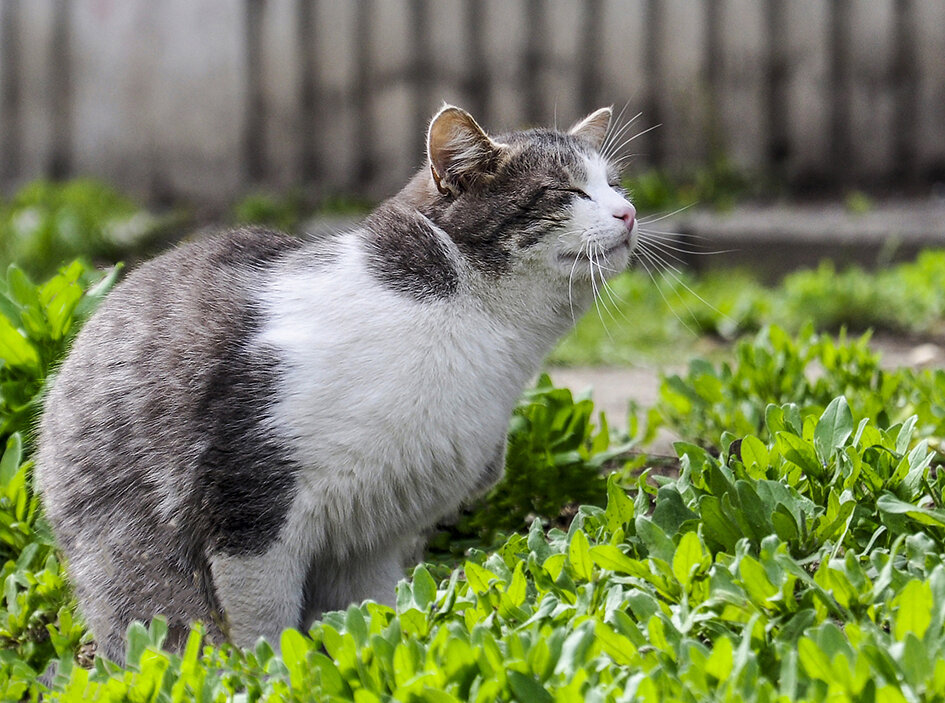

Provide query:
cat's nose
left=613, top=204, right=636, bottom=230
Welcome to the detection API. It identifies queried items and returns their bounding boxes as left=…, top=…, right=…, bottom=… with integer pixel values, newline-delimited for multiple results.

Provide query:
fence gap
left=296, top=0, right=319, bottom=185
left=703, top=0, right=723, bottom=160
left=523, top=0, right=546, bottom=125
left=409, top=0, right=432, bottom=164
left=891, top=0, right=918, bottom=186
left=244, top=0, right=267, bottom=184
left=463, top=0, right=489, bottom=124
left=764, top=0, right=789, bottom=183
left=827, top=0, right=853, bottom=186
left=354, top=0, right=376, bottom=187
left=577, top=0, right=603, bottom=112
left=642, top=0, right=665, bottom=169
left=48, top=0, right=73, bottom=180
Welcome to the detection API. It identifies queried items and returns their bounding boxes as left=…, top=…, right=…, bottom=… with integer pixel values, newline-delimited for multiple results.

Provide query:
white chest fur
left=254, top=234, right=571, bottom=556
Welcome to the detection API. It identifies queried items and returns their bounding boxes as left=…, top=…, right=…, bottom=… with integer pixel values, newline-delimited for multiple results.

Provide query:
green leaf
left=895, top=579, right=933, bottom=640
left=590, top=544, right=644, bottom=576
left=797, top=637, right=834, bottom=684
left=0, top=433, right=23, bottom=487
left=739, top=435, right=769, bottom=471
left=567, top=529, right=593, bottom=581
left=604, top=472, right=634, bottom=532
left=0, top=316, right=40, bottom=370
left=814, top=397, right=854, bottom=461
left=506, top=562, right=527, bottom=607
left=699, top=495, right=741, bottom=553
left=705, top=636, right=733, bottom=680
left=507, top=671, right=553, bottom=703
left=281, top=628, right=310, bottom=688
left=672, top=531, right=705, bottom=588
left=651, top=486, right=698, bottom=535
left=877, top=494, right=945, bottom=526
left=777, top=431, right=822, bottom=476
left=344, top=604, right=368, bottom=647
left=411, top=564, right=437, bottom=610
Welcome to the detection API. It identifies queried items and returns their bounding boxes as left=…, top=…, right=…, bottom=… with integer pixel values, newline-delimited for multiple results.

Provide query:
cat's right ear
left=427, top=106, right=502, bottom=198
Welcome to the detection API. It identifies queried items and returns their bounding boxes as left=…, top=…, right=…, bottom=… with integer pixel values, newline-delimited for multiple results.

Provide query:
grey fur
left=37, top=228, right=303, bottom=659
left=36, top=106, right=629, bottom=661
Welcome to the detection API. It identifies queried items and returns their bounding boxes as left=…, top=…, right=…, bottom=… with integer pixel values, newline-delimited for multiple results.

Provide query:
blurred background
left=1, top=0, right=944, bottom=207
left=0, top=0, right=943, bottom=393
left=0, top=0, right=943, bottom=451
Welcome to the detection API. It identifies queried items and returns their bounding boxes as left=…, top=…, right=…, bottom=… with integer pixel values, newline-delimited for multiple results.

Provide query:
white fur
left=219, top=155, right=637, bottom=644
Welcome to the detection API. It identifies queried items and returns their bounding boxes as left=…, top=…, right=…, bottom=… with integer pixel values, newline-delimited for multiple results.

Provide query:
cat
left=35, top=104, right=638, bottom=661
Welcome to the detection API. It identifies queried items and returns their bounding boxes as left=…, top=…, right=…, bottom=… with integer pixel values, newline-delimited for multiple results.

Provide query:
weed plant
left=2, top=260, right=945, bottom=700
left=0, top=181, right=182, bottom=280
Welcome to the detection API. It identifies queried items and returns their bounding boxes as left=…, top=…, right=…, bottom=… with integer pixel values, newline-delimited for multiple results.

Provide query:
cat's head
left=417, top=104, right=637, bottom=284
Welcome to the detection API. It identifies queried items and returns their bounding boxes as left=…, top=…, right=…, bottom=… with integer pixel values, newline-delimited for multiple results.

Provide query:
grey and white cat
left=36, top=105, right=638, bottom=661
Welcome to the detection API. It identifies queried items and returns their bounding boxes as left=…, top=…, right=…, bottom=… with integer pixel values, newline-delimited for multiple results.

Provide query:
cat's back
left=36, top=228, right=304, bottom=538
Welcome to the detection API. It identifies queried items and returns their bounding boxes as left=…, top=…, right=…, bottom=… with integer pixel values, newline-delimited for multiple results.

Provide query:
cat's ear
left=569, top=107, right=612, bottom=150
left=428, top=105, right=502, bottom=197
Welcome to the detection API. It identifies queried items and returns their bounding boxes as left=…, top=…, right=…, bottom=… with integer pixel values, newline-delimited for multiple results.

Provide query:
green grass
left=551, top=250, right=945, bottom=366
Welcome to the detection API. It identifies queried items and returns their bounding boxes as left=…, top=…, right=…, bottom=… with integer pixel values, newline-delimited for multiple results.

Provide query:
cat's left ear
left=428, top=105, right=503, bottom=198
left=569, top=107, right=612, bottom=150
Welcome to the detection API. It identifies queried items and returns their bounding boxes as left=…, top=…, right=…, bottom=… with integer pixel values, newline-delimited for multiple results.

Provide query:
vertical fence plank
left=353, top=0, right=376, bottom=187
left=70, top=2, right=157, bottom=201
left=784, top=0, right=830, bottom=188
left=16, top=1, right=55, bottom=182
left=409, top=0, right=432, bottom=164
left=545, top=0, right=581, bottom=125
left=462, top=0, right=490, bottom=124
left=47, top=0, right=72, bottom=178
left=426, top=0, right=469, bottom=112
left=848, top=0, right=897, bottom=185
left=256, top=0, right=302, bottom=190
left=148, top=0, right=245, bottom=205
left=484, top=0, right=527, bottom=130
left=244, top=0, right=266, bottom=184
left=576, top=0, right=603, bottom=114
left=911, top=0, right=945, bottom=181
left=641, top=0, right=666, bottom=168
left=313, top=0, right=357, bottom=195
left=522, top=0, right=547, bottom=124
left=657, top=0, right=707, bottom=173
left=715, top=0, right=766, bottom=174
left=0, top=0, right=23, bottom=183
left=369, top=0, right=414, bottom=195
left=891, top=0, right=918, bottom=183
left=598, top=1, right=649, bottom=170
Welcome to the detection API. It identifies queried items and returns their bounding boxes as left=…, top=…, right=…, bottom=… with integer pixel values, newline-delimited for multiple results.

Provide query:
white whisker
left=638, top=203, right=696, bottom=226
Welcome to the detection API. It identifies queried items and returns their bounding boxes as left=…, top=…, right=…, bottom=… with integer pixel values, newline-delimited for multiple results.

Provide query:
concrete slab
left=661, top=197, right=945, bottom=280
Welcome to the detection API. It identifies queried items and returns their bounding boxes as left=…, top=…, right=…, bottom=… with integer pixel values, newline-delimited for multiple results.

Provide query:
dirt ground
left=547, top=334, right=944, bottom=455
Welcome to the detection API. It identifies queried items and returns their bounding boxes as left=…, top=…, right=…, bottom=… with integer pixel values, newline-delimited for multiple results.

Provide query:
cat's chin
left=554, top=236, right=634, bottom=279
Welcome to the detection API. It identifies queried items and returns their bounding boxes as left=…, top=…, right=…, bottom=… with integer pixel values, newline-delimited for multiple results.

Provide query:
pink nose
left=614, top=204, right=636, bottom=229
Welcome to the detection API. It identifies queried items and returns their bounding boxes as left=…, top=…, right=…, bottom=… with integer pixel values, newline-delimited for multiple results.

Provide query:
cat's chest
left=255, top=252, right=543, bottom=482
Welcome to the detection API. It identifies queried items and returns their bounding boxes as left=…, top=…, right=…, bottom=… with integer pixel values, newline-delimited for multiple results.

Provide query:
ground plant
left=2, top=180, right=945, bottom=700
left=0, top=257, right=943, bottom=701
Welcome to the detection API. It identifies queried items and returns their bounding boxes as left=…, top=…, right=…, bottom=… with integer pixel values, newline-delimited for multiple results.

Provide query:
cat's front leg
left=299, top=538, right=413, bottom=630
left=209, top=540, right=309, bottom=649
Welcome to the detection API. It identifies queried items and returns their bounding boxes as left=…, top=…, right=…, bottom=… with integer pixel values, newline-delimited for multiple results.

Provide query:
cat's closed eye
left=550, top=186, right=592, bottom=200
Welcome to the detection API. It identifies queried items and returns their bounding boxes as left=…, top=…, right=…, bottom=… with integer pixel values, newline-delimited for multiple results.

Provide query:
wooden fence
left=1, top=0, right=944, bottom=208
